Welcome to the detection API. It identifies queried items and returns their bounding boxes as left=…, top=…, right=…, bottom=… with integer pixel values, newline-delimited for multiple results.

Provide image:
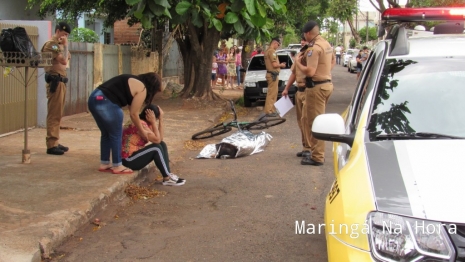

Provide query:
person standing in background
left=211, top=55, right=218, bottom=89
left=41, top=22, right=72, bottom=155
left=334, top=45, right=342, bottom=65
left=235, top=47, right=242, bottom=89
left=216, top=47, right=227, bottom=87
left=263, top=37, right=286, bottom=117
left=227, top=47, right=237, bottom=89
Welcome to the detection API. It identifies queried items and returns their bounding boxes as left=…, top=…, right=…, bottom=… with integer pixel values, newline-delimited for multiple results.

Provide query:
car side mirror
left=312, top=114, right=354, bottom=147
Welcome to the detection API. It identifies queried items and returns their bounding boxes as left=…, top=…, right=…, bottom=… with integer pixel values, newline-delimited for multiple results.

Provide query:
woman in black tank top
left=87, top=72, right=162, bottom=174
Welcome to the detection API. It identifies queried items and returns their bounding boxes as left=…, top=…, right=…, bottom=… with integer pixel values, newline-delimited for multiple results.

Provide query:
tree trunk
left=347, top=19, right=361, bottom=45
left=176, top=22, right=222, bottom=100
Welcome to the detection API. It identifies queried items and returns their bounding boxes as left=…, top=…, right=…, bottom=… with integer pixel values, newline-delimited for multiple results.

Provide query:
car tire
left=243, top=94, right=252, bottom=107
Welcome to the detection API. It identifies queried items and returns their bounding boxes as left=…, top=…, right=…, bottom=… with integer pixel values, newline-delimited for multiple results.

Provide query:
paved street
left=49, top=64, right=357, bottom=262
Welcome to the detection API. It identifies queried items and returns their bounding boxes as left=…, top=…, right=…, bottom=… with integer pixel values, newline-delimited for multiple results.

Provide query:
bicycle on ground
left=191, top=100, right=286, bottom=140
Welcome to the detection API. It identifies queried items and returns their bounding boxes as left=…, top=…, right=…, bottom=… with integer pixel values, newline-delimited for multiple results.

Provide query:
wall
left=77, top=14, right=114, bottom=44
left=113, top=19, right=142, bottom=45
left=1, top=20, right=51, bottom=128
left=0, top=0, right=42, bottom=20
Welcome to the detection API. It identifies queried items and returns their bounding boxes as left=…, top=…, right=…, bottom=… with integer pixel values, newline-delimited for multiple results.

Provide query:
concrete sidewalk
left=0, top=91, right=240, bottom=262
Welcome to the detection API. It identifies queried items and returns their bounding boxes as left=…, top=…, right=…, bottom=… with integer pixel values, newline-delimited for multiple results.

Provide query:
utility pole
left=366, top=12, right=369, bottom=44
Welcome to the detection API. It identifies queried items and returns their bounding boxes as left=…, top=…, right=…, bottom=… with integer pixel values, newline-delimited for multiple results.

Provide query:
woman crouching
left=121, top=104, right=185, bottom=186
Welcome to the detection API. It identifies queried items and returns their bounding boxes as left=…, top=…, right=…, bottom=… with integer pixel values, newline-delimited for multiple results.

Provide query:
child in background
left=211, top=55, right=218, bottom=89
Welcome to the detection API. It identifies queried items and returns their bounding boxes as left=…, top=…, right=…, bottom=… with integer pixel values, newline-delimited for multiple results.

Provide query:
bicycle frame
left=191, top=99, right=286, bottom=140
left=223, top=100, right=250, bottom=131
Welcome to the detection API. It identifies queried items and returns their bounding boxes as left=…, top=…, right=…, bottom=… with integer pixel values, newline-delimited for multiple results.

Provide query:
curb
left=35, top=165, right=154, bottom=261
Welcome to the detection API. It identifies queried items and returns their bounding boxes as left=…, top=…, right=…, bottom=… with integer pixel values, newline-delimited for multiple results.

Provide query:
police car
left=311, top=7, right=465, bottom=261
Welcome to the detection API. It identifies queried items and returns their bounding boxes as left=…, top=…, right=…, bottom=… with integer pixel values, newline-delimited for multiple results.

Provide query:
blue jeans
left=236, top=65, right=241, bottom=85
left=88, top=89, right=124, bottom=167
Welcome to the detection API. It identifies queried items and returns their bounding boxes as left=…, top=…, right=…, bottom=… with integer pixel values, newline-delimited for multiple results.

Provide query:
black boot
left=301, top=156, right=323, bottom=166
left=57, top=144, right=69, bottom=152
left=47, top=147, right=64, bottom=155
left=296, top=150, right=311, bottom=157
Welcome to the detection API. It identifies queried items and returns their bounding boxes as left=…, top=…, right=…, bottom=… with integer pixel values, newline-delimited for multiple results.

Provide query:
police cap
left=302, top=21, right=318, bottom=33
left=56, top=22, right=72, bottom=34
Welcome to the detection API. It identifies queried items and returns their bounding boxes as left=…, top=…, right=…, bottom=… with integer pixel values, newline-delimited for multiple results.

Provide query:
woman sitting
left=121, top=104, right=185, bottom=186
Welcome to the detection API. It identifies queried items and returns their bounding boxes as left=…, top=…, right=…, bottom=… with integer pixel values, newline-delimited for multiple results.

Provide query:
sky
left=359, top=0, right=408, bottom=11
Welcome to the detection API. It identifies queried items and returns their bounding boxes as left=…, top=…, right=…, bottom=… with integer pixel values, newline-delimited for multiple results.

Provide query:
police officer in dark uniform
left=263, top=37, right=286, bottom=116
left=41, top=22, right=71, bottom=155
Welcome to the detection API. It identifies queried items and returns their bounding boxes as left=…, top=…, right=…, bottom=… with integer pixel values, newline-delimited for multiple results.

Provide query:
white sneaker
left=162, top=173, right=186, bottom=186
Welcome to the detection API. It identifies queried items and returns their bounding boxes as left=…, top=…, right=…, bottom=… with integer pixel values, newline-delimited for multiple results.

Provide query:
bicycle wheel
left=245, top=117, right=286, bottom=130
left=192, top=126, right=233, bottom=140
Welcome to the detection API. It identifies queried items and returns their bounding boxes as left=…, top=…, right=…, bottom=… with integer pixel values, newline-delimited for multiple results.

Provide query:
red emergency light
left=382, top=7, right=465, bottom=21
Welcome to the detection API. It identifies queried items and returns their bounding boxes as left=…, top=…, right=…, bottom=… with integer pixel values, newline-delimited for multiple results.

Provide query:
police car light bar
left=382, top=7, right=465, bottom=21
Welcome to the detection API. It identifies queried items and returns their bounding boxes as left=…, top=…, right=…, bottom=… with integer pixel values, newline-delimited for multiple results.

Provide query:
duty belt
left=267, top=71, right=279, bottom=81
left=306, top=79, right=331, bottom=88
left=45, top=73, right=68, bottom=93
left=297, top=86, right=306, bottom=92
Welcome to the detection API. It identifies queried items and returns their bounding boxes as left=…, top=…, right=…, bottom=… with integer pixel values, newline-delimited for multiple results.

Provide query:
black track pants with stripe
left=122, top=142, right=170, bottom=177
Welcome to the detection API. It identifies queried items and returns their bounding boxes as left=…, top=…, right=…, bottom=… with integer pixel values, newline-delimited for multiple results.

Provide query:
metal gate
left=0, top=23, right=38, bottom=135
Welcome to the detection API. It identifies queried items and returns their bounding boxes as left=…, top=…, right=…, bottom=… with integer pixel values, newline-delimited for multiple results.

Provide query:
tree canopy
left=27, top=0, right=290, bottom=99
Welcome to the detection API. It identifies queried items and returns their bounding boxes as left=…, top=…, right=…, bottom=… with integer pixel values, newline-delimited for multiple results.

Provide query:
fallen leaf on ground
left=124, top=184, right=167, bottom=200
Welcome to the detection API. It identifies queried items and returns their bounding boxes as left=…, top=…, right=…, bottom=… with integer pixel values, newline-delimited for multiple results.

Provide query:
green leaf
left=164, top=8, right=172, bottom=18
left=125, top=0, right=141, bottom=5
left=230, top=1, right=245, bottom=12
left=212, top=18, right=222, bottom=31
left=147, top=1, right=158, bottom=14
left=192, top=10, right=203, bottom=27
left=224, top=12, right=239, bottom=24
left=250, top=14, right=266, bottom=27
left=141, top=16, right=152, bottom=28
left=245, top=18, right=254, bottom=28
left=202, top=8, right=211, bottom=17
left=152, top=6, right=164, bottom=16
left=264, top=18, right=274, bottom=29
left=264, top=0, right=275, bottom=6
left=255, top=1, right=266, bottom=17
left=134, top=9, right=144, bottom=19
left=176, top=1, right=192, bottom=15
left=245, top=0, right=256, bottom=16
left=234, top=20, right=244, bottom=34
left=241, top=10, right=251, bottom=20
left=154, top=0, right=171, bottom=8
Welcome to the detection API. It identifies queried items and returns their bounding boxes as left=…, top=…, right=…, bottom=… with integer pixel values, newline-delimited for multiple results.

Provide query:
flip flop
left=98, top=167, right=113, bottom=173
left=112, top=168, right=133, bottom=175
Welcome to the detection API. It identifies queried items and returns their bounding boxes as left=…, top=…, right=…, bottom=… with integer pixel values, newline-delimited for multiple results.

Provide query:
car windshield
left=247, top=55, right=293, bottom=71
left=368, top=57, right=465, bottom=140
left=347, top=50, right=354, bottom=56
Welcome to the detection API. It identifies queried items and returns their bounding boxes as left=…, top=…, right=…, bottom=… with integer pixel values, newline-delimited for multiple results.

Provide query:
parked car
left=287, top=44, right=301, bottom=50
left=311, top=7, right=465, bottom=262
left=347, top=53, right=358, bottom=73
left=243, top=53, right=296, bottom=107
left=342, top=48, right=357, bottom=67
